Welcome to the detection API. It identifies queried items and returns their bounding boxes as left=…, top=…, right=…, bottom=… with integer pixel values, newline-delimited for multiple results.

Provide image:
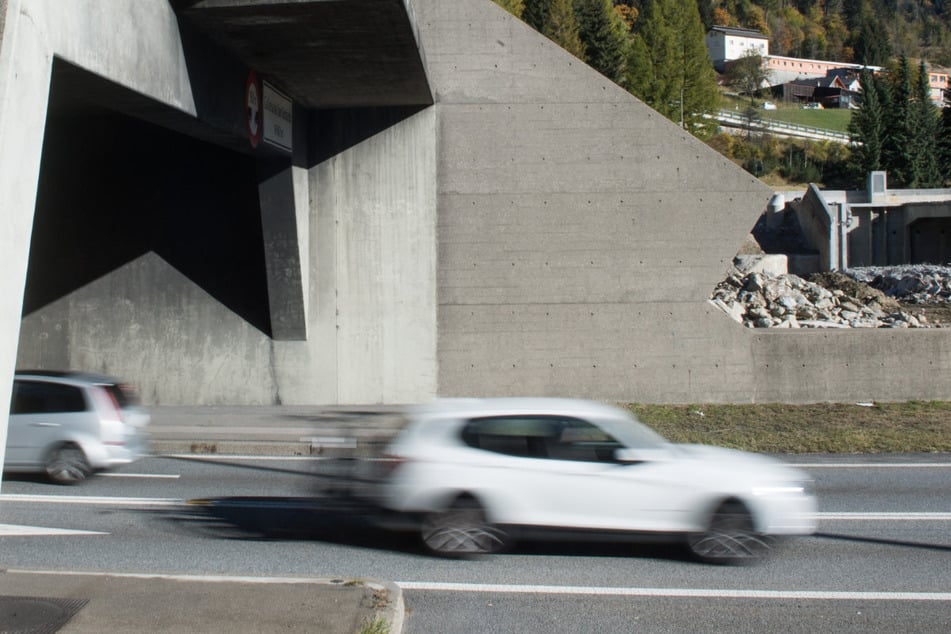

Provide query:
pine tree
left=573, top=0, right=631, bottom=87
left=523, top=0, right=552, bottom=31
left=543, top=0, right=586, bottom=60
left=881, top=56, right=913, bottom=187
left=938, top=103, right=951, bottom=185
left=848, top=68, right=884, bottom=177
left=911, top=59, right=941, bottom=187
left=627, top=0, right=720, bottom=136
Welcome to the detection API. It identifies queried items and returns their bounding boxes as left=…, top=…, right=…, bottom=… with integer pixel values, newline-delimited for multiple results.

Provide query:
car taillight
left=379, top=454, right=406, bottom=477
left=92, top=386, right=126, bottom=446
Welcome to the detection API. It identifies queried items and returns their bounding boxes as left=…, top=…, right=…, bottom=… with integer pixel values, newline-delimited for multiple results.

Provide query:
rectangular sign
left=263, top=82, right=293, bottom=152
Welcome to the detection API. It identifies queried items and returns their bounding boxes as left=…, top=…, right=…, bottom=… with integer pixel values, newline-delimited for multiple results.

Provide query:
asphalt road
left=1, top=454, right=949, bottom=632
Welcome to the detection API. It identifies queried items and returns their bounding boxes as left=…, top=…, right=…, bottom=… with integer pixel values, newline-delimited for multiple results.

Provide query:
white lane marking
left=151, top=425, right=319, bottom=435
left=98, top=472, right=181, bottom=479
left=0, top=524, right=108, bottom=537
left=0, top=494, right=182, bottom=507
left=160, top=454, right=321, bottom=461
left=788, top=463, right=951, bottom=468
left=396, top=581, right=951, bottom=601
left=8, top=569, right=378, bottom=586
left=817, top=512, right=951, bottom=520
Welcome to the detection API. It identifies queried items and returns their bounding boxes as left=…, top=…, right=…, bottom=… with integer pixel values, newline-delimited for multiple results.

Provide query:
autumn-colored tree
left=543, top=0, right=585, bottom=59
left=493, top=0, right=525, bottom=17
left=712, top=7, right=732, bottom=26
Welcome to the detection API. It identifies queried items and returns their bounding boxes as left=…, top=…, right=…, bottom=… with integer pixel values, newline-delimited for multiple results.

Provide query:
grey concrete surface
left=2, top=0, right=951, bottom=447
left=0, top=569, right=404, bottom=634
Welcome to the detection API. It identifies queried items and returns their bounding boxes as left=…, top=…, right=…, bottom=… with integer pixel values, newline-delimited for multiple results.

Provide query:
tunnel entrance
left=24, top=60, right=272, bottom=335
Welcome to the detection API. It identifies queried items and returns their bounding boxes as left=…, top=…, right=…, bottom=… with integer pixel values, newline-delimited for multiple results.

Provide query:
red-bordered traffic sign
left=245, top=70, right=262, bottom=148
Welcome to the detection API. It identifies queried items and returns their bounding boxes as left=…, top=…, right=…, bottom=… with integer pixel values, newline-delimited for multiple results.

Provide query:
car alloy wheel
left=687, top=500, right=770, bottom=564
left=421, top=498, right=508, bottom=557
left=45, top=444, right=91, bottom=485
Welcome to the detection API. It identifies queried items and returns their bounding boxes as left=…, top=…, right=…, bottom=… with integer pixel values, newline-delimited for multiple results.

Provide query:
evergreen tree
left=573, top=0, right=631, bottom=86
left=523, top=0, right=552, bottom=31
left=911, top=59, right=941, bottom=187
left=881, top=55, right=913, bottom=186
left=628, top=0, right=720, bottom=136
left=847, top=8, right=892, bottom=66
left=939, top=102, right=951, bottom=185
left=543, top=0, right=586, bottom=60
left=848, top=68, right=884, bottom=177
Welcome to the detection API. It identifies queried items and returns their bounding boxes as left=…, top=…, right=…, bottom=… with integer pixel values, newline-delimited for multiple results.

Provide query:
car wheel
left=687, top=500, right=770, bottom=564
left=421, top=497, right=508, bottom=557
left=45, top=444, right=91, bottom=485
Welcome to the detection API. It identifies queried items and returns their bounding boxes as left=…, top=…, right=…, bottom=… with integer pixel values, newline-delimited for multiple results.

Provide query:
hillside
left=697, top=0, right=951, bottom=68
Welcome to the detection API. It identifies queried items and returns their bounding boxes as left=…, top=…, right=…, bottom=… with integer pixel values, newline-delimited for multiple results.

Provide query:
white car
left=362, top=398, right=815, bottom=563
left=761, top=101, right=777, bottom=110
left=5, top=371, right=151, bottom=483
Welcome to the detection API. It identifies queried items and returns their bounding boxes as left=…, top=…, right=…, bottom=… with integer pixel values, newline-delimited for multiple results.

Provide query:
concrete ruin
left=2, top=0, right=950, bottom=426
left=784, top=172, right=951, bottom=273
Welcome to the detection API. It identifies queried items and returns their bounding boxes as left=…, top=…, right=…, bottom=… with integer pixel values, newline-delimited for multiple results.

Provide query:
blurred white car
left=363, top=398, right=815, bottom=563
left=761, top=101, right=777, bottom=110
left=5, top=371, right=150, bottom=483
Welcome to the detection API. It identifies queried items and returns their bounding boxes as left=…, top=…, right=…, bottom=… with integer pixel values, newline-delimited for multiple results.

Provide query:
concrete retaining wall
left=4, top=0, right=951, bottom=408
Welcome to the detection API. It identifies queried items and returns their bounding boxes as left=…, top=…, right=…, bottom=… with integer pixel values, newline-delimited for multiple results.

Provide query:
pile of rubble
left=711, top=263, right=951, bottom=329
left=847, top=265, right=951, bottom=304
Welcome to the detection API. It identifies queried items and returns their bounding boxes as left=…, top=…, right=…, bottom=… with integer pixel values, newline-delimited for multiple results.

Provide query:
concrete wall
left=5, top=0, right=951, bottom=409
left=414, top=0, right=772, bottom=402
left=9, top=1, right=437, bottom=405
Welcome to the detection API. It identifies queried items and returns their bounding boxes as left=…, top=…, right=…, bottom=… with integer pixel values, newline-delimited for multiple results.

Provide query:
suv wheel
left=45, top=444, right=91, bottom=484
left=421, top=497, right=508, bottom=557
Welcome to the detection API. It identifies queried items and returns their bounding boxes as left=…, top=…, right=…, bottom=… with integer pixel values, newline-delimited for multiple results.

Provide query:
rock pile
left=847, top=265, right=951, bottom=304
left=711, top=265, right=943, bottom=329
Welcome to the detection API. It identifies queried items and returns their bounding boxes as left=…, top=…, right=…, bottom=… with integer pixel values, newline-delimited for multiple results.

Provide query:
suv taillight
left=92, top=385, right=126, bottom=446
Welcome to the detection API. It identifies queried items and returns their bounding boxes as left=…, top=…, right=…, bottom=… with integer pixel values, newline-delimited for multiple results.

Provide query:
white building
left=705, top=26, right=769, bottom=72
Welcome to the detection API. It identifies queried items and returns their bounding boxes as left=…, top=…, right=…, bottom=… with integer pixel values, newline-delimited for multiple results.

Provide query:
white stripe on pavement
left=98, top=472, right=181, bottom=479
left=787, top=463, right=951, bottom=468
left=817, top=512, right=951, bottom=520
left=0, top=524, right=108, bottom=536
left=0, top=494, right=182, bottom=507
left=396, top=581, right=951, bottom=601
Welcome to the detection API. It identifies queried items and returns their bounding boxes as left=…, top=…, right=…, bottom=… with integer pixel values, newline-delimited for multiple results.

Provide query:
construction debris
left=711, top=263, right=951, bottom=329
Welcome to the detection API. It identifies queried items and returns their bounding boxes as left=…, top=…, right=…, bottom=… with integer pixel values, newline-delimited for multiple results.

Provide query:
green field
left=721, top=95, right=853, bottom=133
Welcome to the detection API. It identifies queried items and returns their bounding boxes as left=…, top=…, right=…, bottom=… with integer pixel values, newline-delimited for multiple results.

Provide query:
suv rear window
left=11, top=380, right=87, bottom=414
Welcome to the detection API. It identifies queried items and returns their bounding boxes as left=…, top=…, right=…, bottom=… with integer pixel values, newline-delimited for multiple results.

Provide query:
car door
left=6, top=380, right=86, bottom=467
left=462, top=415, right=690, bottom=532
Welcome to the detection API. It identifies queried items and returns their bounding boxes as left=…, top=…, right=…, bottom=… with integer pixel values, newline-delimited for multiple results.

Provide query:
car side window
left=545, top=419, right=623, bottom=463
left=461, top=416, right=622, bottom=463
left=11, top=380, right=86, bottom=414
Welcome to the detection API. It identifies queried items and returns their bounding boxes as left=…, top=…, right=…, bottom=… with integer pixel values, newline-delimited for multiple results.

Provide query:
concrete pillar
left=0, top=0, right=54, bottom=491
left=258, top=158, right=307, bottom=340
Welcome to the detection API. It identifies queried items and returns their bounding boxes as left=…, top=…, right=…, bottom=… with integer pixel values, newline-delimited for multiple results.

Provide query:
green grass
left=720, top=95, right=853, bottom=133
left=623, top=401, right=951, bottom=454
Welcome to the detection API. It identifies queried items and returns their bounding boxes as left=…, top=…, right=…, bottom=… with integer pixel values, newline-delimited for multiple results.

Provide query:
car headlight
left=752, top=481, right=813, bottom=497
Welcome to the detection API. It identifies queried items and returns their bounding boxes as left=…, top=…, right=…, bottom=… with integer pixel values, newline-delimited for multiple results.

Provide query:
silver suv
left=5, top=371, right=151, bottom=483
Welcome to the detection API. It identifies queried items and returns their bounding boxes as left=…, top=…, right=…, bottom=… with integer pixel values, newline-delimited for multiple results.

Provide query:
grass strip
left=623, top=401, right=951, bottom=454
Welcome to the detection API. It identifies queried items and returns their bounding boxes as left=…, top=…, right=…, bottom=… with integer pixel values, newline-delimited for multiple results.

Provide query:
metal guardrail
left=714, top=110, right=851, bottom=143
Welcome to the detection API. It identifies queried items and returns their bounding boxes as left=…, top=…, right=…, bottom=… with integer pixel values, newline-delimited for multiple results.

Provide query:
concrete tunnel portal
left=27, top=59, right=273, bottom=335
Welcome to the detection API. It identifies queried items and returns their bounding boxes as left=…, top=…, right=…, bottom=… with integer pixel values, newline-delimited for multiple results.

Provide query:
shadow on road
left=161, top=496, right=709, bottom=564
left=815, top=532, right=951, bottom=553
